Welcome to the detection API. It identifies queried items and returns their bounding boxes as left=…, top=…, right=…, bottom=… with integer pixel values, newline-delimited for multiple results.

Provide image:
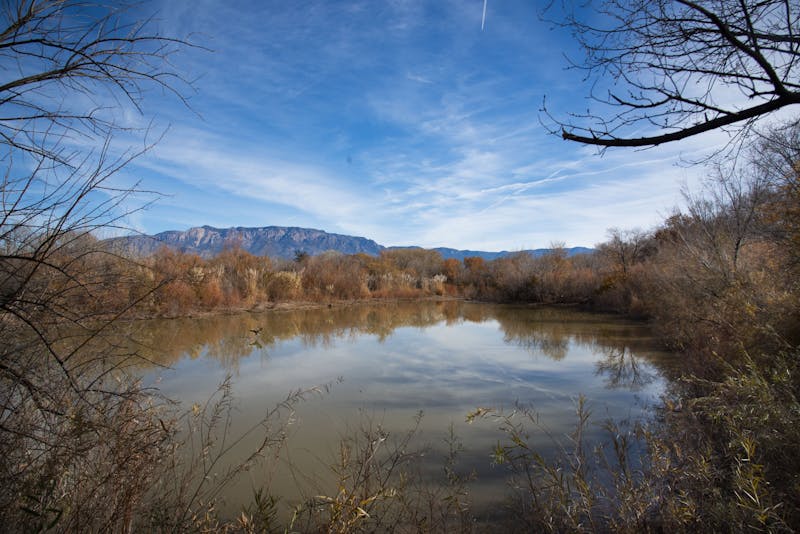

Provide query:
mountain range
left=104, top=225, right=593, bottom=261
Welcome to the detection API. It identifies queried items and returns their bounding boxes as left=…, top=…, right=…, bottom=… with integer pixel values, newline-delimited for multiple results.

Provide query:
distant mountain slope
left=429, top=246, right=594, bottom=261
left=105, top=225, right=594, bottom=260
left=105, top=225, right=383, bottom=259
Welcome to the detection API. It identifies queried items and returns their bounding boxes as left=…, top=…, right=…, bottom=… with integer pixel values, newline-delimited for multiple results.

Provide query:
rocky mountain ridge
left=105, top=225, right=593, bottom=260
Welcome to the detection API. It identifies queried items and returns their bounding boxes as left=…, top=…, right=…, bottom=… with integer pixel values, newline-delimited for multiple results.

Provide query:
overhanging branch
left=562, top=93, right=800, bottom=147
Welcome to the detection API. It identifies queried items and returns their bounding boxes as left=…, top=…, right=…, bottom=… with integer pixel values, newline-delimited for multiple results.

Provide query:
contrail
left=481, top=0, right=487, bottom=31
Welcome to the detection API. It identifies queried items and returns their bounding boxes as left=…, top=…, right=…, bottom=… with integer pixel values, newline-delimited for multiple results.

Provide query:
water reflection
left=596, top=346, right=657, bottom=390
left=130, top=301, right=473, bottom=370
left=128, top=302, right=668, bottom=373
left=126, top=301, right=673, bottom=518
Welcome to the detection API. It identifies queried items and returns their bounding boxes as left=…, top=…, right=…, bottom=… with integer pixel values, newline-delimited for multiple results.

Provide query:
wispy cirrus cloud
left=112, top=0, right=742, bottom=250
left=134, top=128, right=377, bottom=224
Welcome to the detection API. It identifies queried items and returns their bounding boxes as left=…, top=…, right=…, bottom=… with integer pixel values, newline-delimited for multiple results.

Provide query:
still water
left=132, top=301, right=673, bottom=519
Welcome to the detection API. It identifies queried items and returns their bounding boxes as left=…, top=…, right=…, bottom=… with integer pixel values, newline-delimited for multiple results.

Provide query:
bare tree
left=662, top=120, right=800, bottom=282
left=546, top=0, right=800, bottom=147
left=678, top=170, right=769, bottom=280
left=599, top=227, right=652, bottom=275
left=0, top=0, right=191, bottom=407
left=749, top=120, right=800, bottom=264
left=0, top=1, right=195, bottom=529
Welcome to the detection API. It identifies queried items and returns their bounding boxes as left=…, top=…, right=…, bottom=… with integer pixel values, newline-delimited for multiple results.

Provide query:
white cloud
left=135, top=127, right=377, bottom=223
left=124, top=0, right=750, bottom=251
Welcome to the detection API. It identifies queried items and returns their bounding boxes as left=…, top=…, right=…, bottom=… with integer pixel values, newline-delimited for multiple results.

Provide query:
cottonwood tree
left=651, top=121, right=799, bottom=288
left=749, top=120, right=800, bottom=265
left=547, top=0, right=800, bottom=148
left=681, top=167, right=772, bottom=278
left=599, top=228, right=652, bottom=276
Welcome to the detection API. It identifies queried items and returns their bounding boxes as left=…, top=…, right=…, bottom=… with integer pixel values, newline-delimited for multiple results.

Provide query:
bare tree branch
left=547, top=0, right=800, bottom=147
left=0, top=0, right=199, bottom=164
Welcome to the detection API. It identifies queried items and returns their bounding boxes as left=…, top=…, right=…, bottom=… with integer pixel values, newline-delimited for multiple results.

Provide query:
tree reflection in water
left=595, top=346, right=656, bottom=390
left=117, top=301, right=673, bottom=382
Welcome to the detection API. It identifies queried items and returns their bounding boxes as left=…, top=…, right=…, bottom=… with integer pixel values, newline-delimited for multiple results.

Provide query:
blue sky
left=109, top=0, right=736, bottom=250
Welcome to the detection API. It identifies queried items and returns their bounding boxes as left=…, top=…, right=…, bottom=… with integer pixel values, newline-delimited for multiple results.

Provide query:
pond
left=131, top=300, right=674, bottom=522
